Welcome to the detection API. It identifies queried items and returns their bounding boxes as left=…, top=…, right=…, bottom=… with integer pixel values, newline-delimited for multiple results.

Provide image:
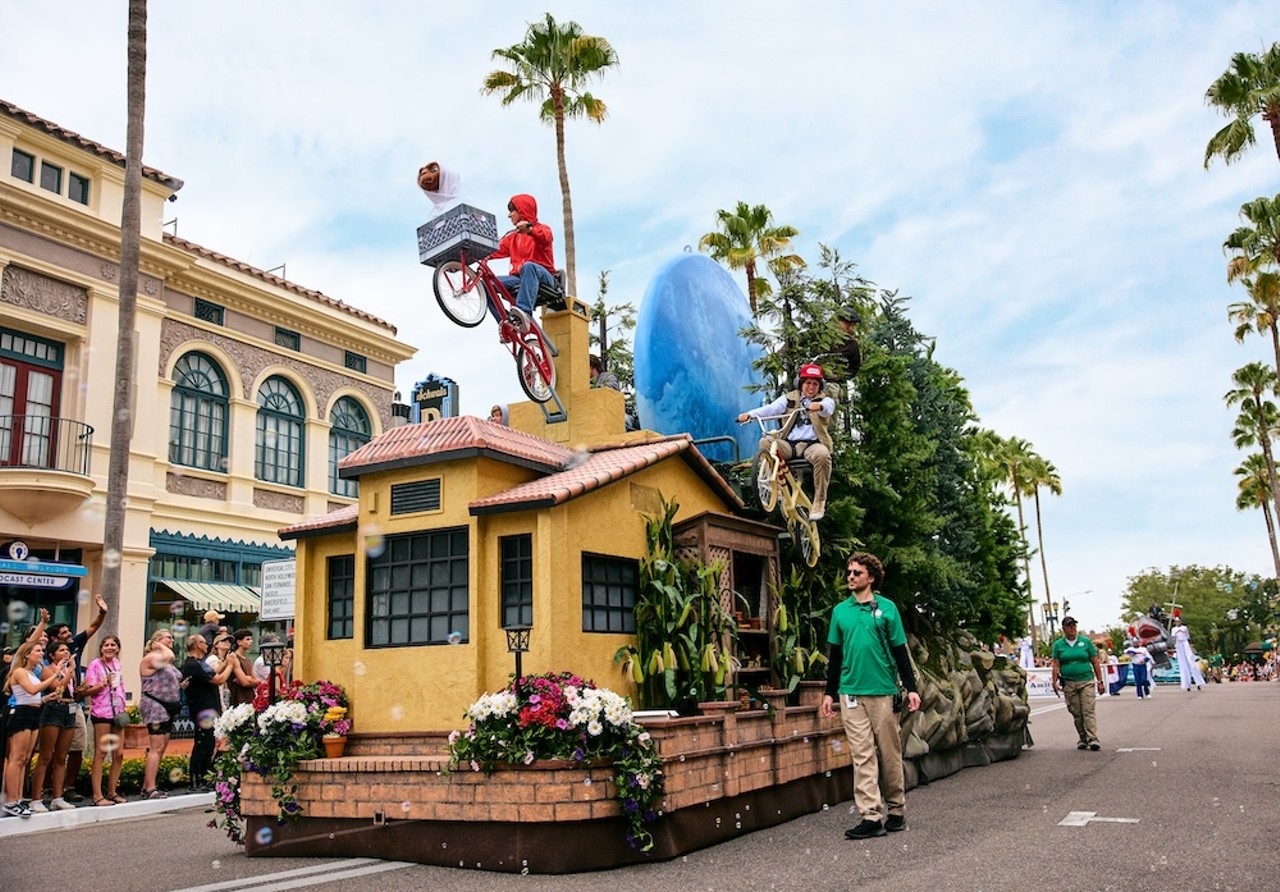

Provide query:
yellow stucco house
left=283, top=305, right=781, bottom=731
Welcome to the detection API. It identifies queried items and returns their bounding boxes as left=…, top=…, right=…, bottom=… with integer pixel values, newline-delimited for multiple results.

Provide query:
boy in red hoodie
left=489, top=194, right=557, bottom=330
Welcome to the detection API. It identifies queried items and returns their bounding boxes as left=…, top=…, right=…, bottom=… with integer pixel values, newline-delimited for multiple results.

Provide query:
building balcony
left=0, top=415, right=95, bottom=525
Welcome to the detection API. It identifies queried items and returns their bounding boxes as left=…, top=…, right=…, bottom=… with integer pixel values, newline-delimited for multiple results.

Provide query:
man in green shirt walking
left=822, top=551, right=922, bottom=840
left=1050, top=616, right=1105, bottom=751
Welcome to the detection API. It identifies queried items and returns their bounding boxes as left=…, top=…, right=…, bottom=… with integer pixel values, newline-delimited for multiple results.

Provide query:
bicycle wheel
left=433, top=260, right=488, bottom=328
left=754, top=454, right=779, bottom=513
left=793, top=516, right=820, bottom=567
left=516, top=333, right=557, bottom=403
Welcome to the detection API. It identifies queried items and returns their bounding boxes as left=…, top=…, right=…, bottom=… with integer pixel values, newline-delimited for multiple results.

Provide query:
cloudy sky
left=5, top=1, right=1280, bottom=630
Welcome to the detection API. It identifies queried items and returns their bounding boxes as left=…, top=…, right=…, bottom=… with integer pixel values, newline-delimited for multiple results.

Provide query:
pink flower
left=448, top=729, right=460, bottom=745
left=523, top=750, right=535, bottom=765
left=470, top=760, right=480, bottom=772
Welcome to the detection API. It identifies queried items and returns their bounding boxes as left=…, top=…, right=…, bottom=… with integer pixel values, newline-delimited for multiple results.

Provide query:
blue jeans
left=498, top=262, right=556, bottom=316
left=1131, top=663, right=1150, bottom=698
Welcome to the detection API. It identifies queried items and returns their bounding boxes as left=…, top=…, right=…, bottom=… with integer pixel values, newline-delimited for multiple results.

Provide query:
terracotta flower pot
left=323, top=736, right=348, bottom=758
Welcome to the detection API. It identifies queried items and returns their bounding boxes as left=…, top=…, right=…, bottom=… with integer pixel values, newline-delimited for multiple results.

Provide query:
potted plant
left=320, top=705, right=351, bottom=757
left=122, top=703, right=148, bottom=748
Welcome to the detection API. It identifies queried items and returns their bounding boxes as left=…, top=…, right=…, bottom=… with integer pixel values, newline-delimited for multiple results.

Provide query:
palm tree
left=1225, top=362, right=1280, bottom=543
left=1234, top=453, right=1280, bottom=577
left=975, top=431, right=1038, bottom=642
left=1204, top=42, right=1280, bottom=168
left=482, top=13, right=619, bottom=297
left=698, top=202, right=802, bottom=316
left=1025, top=453, right=1062, bottom=614
left=1227, top=271, right=1280, bottom=373
left=99, top=0, right=148, bottom=638
left=1223, top=194, right=1280, bottom=282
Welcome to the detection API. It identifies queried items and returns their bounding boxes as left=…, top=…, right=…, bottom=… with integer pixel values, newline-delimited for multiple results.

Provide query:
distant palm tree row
left=1207, top=42, right=1280, bottom=578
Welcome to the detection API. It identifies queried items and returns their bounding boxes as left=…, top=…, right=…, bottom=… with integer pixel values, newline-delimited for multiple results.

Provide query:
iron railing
left=0, top=415, right=94, bottom=475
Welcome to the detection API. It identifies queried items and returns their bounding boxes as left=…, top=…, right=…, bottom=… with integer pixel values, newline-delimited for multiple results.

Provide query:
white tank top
left=11, top=669, right=43, bottom=707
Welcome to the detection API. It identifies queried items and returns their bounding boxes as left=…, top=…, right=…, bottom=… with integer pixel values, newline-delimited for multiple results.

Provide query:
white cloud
left=6, top=0, right=1280, bottom=629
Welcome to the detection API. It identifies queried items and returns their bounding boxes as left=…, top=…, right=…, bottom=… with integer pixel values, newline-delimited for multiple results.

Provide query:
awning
left=156, top=579, right=261, bottom=614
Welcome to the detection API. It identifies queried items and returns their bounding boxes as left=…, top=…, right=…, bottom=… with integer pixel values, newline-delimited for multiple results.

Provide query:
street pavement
left=2, top=680, right=1274, bottom=891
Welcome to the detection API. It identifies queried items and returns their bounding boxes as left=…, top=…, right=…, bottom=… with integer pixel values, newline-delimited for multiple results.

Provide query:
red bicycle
left=432, top=248, right=561, bottom=403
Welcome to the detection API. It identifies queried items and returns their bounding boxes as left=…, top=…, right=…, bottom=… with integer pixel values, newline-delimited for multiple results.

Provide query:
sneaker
left=507, top=307, right=532, bottom=334
left=1089, top=742, right=1101, bottom=751
left=885, top=814, right=907, bottom=832
left=844, top=818, right=887, bottom=840
left=1077, top=742, right=1089, bottom=750
left=61, top=788, right=84, bottom=803
left=26, top=799, right=48, bottom=813
left=3, top=801, right=29, bottom=818
left=49, top=797, right=76, bottom=811
left=810, top=498, right=826, bottom=521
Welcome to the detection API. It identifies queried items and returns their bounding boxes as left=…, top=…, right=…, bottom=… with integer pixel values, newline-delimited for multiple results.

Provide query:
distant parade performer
left=1170, top=616, right=1206, bottom=691
left=1018, top=635, right=1034, bottom=669
left=1124, top=638, right=1153, bottom=699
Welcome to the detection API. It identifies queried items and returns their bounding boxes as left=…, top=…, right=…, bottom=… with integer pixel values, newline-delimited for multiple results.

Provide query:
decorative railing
left=0, top=415, right=94, bottom=475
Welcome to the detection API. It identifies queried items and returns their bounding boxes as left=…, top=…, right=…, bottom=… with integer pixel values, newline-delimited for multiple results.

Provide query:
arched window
left=255, top=376, right=304, bottom=486
left=329, top=396, right=371, bottom=497
left=168, top=352, right=228, bottom=471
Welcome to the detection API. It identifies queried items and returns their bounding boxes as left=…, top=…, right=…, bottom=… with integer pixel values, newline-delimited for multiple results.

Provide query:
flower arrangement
left=209, top=679, right=350, bottom=844
left=448, top=671, right=665, bottom=852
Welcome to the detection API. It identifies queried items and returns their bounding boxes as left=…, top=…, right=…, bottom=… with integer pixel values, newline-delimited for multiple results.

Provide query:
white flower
left=215, top=704, right=255, bottom=739
left=466, top=690, right=518, bottom=722
left=257, top=699, right=308, bottom=733
left=587, top=719, right=603, bottom=736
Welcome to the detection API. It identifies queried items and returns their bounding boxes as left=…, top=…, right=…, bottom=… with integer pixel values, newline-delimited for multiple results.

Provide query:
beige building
left=0, top=99, right=415, bottom=695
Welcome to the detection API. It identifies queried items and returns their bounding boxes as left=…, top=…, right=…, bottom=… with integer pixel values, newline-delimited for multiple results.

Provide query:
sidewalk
left=0, top=789, right=213, bottom=838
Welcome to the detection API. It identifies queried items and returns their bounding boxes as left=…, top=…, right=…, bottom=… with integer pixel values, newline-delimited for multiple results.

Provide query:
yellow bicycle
left=746, top=414, right=821, bottom=567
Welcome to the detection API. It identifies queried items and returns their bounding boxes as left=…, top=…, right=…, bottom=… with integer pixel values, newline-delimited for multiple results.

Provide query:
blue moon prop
left=634, top=254, right=766, bottom=464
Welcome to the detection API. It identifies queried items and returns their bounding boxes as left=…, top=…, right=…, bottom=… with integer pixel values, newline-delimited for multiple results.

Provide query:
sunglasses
left=847, top=569, right=867, bottom=577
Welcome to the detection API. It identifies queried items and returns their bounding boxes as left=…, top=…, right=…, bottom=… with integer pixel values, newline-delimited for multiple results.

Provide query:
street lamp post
left=504, top=624, right=531, bottom=701
left=260, top=640, right=286, bottom=704
left=1043, top=601, right=1060, bottom=639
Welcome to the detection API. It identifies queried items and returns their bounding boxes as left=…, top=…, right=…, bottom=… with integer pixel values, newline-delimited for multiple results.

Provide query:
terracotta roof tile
left=2, top=98, right=183, bottom=191
left=469, top=433, right=743, bottom=515
left=165, top=233, right=395, bottom=332
left=338, top=416, right=575, bottom=478
left=279, top=504, right=358, bottom=540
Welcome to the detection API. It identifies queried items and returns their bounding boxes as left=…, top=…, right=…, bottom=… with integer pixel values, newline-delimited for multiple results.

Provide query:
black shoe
left=845, top=819, right=887, bottom=840
left=885, top=814, right=907, bottom=832
left=1089, top=743, right=1101, bottom=751
left=61, top=788, right=84, bottom=803
left=1077, top=743, right=1088, bottom=750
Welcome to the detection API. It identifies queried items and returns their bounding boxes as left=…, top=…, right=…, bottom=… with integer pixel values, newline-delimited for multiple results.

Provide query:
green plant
left=448, top=672, right=664, bottom=852
left=125, top=703, right=142, bottom=723
left=614, top=498, right=740, bottom=710
left=770, top=566, right=831, bottom=694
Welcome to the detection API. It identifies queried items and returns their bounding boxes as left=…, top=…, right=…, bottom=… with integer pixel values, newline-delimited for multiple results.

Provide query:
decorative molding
left=166, top=472, right=227, bottom=500
left=100, top=262, right=117, bottom=281
left=159, top=318, right=393, bottom=429
left=254, top=488, right=304, bottom=514
left=0, top=265, right=88, bottom=324
left=327, top=500, right=354, bottom=513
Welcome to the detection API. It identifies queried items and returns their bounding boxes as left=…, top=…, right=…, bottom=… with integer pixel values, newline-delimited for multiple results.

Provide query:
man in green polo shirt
left=1050, top=616, right=1105, bottom=751
left=822, top=551, right=921, bottom=840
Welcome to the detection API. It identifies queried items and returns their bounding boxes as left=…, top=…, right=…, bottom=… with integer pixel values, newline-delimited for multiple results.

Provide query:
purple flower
left=573, top=747, right=585, bottom=762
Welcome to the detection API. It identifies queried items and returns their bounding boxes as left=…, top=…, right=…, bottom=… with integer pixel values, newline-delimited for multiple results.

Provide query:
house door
left=0, top=334, right=63, bottom=469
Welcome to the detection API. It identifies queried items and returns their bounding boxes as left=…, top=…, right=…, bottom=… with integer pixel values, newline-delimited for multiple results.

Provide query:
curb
left=0, top=791, right=213, bottom=838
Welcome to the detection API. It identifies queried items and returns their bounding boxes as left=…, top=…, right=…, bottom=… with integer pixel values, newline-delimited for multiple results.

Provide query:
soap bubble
left=197, top=709, right=218, bottom=730
left=77, top=591, right=91, bottom=605
left=211, top=860, right=221, bottom=870
left=103, top=550, right=121, bottom=570
left=389, top=705, right=405, bottom=721
left=169, top=767, right=186, bottom=783
left=169, top=601, right=187, bottom=616
left=353, top=661, right=367, bottom=676
left=99, top=733, right=121, bottom=753
left=172, top=620, right=189, bottom=636
left=361, top=525, right=386, bottom=558
left=255, top=826, right=274, bottom=845
left=401, top=801, right=412, bottom=813
left=7, top=601, right=29, bottom=623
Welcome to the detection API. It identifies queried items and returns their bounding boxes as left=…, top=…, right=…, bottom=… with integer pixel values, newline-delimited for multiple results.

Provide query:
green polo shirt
left=1051, top=635, right=1099, bottom=682
left=826, top=593, right=907, bottom=696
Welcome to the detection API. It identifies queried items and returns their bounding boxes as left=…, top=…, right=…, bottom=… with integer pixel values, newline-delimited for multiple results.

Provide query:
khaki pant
left=838, top=694, right=905, bottom=820
left=1062, top=678, right=1099, bottom=745
left=759, top=438, right=832, bottom=506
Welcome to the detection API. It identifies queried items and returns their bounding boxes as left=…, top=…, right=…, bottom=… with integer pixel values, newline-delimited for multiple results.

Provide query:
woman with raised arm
left=28, top=640, right=79, bottom=811
left=3, top=639, right=68, bottom=816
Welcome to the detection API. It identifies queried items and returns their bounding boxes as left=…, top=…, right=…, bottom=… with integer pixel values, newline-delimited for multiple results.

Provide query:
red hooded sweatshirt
left=489, top=194, right=556, bottom=275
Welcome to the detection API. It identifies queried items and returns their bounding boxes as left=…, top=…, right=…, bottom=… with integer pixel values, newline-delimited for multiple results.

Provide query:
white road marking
left=1058, top=811, right=1140, bottom=826
left=1115, top=747, right=1161, bottom=752
left=171, top=858, right=413, bottom=892
left=1030, top=703, right=1067, bottom=716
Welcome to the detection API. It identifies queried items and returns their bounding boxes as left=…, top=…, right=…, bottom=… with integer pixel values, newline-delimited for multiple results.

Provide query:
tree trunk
left=1270, top=320, right=1280, bottom=377
left=1259, top=434, right=1280, bottom=550
left=1261, top=495, right=1280, bottom=578
left=1033, top=486, right=1052, bottom=607
left=1264, top=103, right=1280, bottom=165
left=100, top=0, right=148, bottom=640
left=745, top=260, right=757, bottom=317
left=1012, top=485, right=1035, bottom=645
left=552, top=88, right=575, bottom=296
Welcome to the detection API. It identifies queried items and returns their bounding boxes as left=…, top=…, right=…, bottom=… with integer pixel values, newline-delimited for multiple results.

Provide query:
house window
left=0, top=329, right=64, bottom=469
left=366, top=527, right=469, bottom=647
left=11, top=149, right=34, bottom=183
left=274, top=327, right=300, bottom=351
left=193, top=298, right=224, bottom=325
left=327, top=554, right=355, bottom=640
left=328, top=396, right=370, bottom=498
left=501, top=534, right=533, bottom=628
left=68, top=173, right=90, bottom=205
left=169, top=352, right=228, bottom=471
left=581, top=553, right=638, bottom=633
left=255, top=376, right=304, bottom=486
left=40, top=161, right=62, bottom=194
left=343, top=351, right=367, bottom=374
